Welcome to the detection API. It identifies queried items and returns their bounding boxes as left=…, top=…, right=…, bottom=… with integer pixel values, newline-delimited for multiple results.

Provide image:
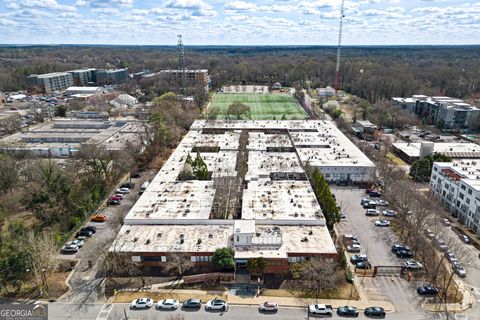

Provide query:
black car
left=396, top=249, right=414, bottom=258
left=131, top=172, right=142, bottom=178
left=417, top=285, right=439, bottom=296
left=363, top=203, right=377, bottom=209
left=355, top=261, right=372, bottom=269
left=369, top=191, right=382, bottom=197
left=364, top=306, right=386, bottom=317
left=121, top=182, right=135, bottom=189
left=350, top=255, right=368, bottom=264
left=81, top=226, right=97, bottom=234
left=182, top=298, right=202, bottom=309
left=391, top=244, right=409, bottom=253
left=76, top=230, right=93, bottom=237
left=337, top=306, right=359, bottom=317
left=109, top=199, right=121, bottom=205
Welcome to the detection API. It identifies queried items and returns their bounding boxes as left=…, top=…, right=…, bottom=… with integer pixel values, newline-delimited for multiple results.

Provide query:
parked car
left=435, top=238, right=448, bottom=252
left=68, top=239, right=85, bottom=248
left=441, top=218, right=451, bottom=226
left=361, top=198, right=371, bottom=205
left=363, top=201, right=377, bottom=209
left=445, top=252, right=459, bottom=264
left=61, top=244, right=79, bottom=254
left=404, top=260, right=422, bottom=270
left=121, top=182, right=135, bottom=189
left=111, top=194, right=124, bottom=200
left=350, top=254, right=368, bottom=264
left=364, top=306, right=386, bottom=317
left=337, top=305, right=359, bottom=317
left=366, top=209, right=380, bottom=216
left=205, top=298, right=228, bottom=311
left=75, top=230, right=93, bottom=238
left=376, top=200, right=389, bottom=207
left=459, top=234, right=470, bottom=244
left=391, top=244, right=409, bottom=253
left=340, top=212, right=347, bottom=219
left=452, top=262, right=467, bottom=278
left=417, top=285, right=439, bottom=296
left=91, top=215, right=106, bottom=222
left=355, top=261, right=372, bottom=269
left=116, top=188, right=130, bottom=194
left=308, top=304, right=333, bottom=316
left=374, top=219, right=390, bottom=227
left=259, top=301, right=278, bottom=312
left=369, top=191, right=382, bottom=197
left=182, top=298, right=202, bottom=309
left=109, top=199, right=121, bottom=205
left=81, top=226, right=97, bottom=233
left=382, top=210, right=397, bottom=217
left=396, top=249, right=414, bottom=258
left=130, top=298, right=153, bottom=309
left=131, top=172, right=141, bottom=178
left=156, top=299, right=179, bottom=310
left=425, top=229, right=435, bottom=239
left=347, top=244, right=361, bottom=253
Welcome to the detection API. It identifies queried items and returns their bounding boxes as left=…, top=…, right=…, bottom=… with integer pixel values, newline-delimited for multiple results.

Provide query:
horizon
left=1, top=0, right=479, bottom=45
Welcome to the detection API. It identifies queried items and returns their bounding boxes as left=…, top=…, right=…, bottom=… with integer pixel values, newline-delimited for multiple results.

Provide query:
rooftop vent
left=126, top=230, right=131, bottom=234
left=157, top=233, right=162, bottom=238
left=133, top=237, right=138, bottom=242
left=145, top=239, right=150, bottom=244
left=197, top=238, right=202, bottom=245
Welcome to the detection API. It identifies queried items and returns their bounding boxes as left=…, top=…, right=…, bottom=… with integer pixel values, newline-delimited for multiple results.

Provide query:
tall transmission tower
left=177, top=34, right=186, bottom=95
left=334, top=0, right=345, bottom=92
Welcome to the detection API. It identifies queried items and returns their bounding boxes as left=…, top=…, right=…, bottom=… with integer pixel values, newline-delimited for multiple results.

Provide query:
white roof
left=393, top=142, right=480, bottom=158
left=66, top=86, right=100, bottom=91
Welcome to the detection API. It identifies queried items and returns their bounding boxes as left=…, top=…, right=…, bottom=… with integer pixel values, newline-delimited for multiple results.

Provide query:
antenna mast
left=335, top=0, right=345, bottom=92
left=177, top=34, right=186, bottom=95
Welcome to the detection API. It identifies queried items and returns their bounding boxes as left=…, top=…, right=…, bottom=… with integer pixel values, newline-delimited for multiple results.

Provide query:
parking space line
left=96, top=304, right=113, bottom=320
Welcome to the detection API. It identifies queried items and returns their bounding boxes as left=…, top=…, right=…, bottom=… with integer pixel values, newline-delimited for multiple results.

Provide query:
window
left=434, top=167, right=438, bottom=172
left=461, top=185, right=466, bottom=190
left=466, top=198, right=470, bottom=204
left=288, top=256, right=306, bottom=263
left=459, top=193, right=464, bottom=200
left=468, top=189, right=473, bottom=195
left=142, top=256, right=167, bottom=262
left=192, top=256, right=211, bottom=262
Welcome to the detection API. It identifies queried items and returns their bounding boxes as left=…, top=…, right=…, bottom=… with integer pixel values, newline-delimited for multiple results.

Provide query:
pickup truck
left=308, top=304, right=333, bottom=315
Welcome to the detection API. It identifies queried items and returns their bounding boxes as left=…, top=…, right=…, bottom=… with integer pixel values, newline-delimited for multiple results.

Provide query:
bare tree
left=166, top=254, right=192, bottom=279
left=293, top=258, right=343, bottom=300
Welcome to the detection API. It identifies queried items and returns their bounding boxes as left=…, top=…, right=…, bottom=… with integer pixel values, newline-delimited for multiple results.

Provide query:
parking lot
left=333, top=187, right=430, bottom=317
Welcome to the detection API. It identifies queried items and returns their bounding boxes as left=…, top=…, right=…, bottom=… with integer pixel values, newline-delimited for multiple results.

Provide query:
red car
left=110, top=195, right=123, bottom=201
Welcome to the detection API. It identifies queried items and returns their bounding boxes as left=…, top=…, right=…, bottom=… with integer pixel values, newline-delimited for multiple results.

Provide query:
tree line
left=1, top=46, right=479, bottom=103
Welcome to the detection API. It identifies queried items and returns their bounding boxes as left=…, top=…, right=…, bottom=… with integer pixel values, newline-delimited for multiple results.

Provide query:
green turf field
left=210, top=93, right=308, bottom=120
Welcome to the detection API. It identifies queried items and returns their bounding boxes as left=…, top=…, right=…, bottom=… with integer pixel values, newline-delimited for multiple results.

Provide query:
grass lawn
left=210, top=93, right=308, bottom=120
left=262, top=282, right=359, bottom=300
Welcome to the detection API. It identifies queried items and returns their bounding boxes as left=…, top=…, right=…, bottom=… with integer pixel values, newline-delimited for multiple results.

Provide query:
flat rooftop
left=242, top=180, right=322, bottom=222
left=111, top=223, right=336, bottom=256
left=433, top=160, right=480, bottom=191
left=393, top=142, right=480, bottom=158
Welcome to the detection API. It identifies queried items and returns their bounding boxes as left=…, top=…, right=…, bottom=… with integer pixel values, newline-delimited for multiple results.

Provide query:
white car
left=346, top=244, right=361, bottom=253
left=404, top=260, right=423, bottom=270
left=259, top=301, right=278, bottom=312
left=156, top=299, right=179, bottom=310
left=375, top=219, right=390, bottom=227
left=130, top=298, right=153, bottom=309
left=382, top=210, right=397, bottom=217
left=366, top=209, right=380, bottom=216
left=205, top=298, right=228, bottom=311
left=377, top=200, right=389, bottom=206
left=68, top=239, right=85, bottom=248
left=116, top=188, right=130, bottom=194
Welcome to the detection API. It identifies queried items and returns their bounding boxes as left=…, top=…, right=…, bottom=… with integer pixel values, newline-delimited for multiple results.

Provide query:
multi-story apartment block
left=96, top=68, right=129, bottom=85
left=68, top=68, right=97, bottom=86
left=158, top=69, right=211, bottom=92
left=27, top=68, right=128, bottom=93
left=392, top=95, right=480, bottom=131
left=430, top=160, right=480, bottom=234
left=27, top=72, right=74, bottom=93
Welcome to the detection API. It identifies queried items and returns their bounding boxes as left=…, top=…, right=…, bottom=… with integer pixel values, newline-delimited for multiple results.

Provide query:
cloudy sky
left=0, top=0, right=479, bottom=45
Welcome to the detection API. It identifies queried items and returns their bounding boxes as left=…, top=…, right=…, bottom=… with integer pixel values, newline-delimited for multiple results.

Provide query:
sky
left=0, top=0, right=479, bottom=45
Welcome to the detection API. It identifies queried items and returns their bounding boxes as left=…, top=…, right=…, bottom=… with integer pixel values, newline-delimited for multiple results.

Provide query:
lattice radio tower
left=177, top=34, right=186, bottom=95
left=334, top=0, right=345, bottom=92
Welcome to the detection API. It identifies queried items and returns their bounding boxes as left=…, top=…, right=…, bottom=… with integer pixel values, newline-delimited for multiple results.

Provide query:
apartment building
left=430, top=160, right=480, bottom=234
left=392, top=95, right=480, bottom=131
left=27, top=68, right=128, bottom=93
left=158, top=69, right=211, bottom=92
left=27, top=72, right=74, bottom=93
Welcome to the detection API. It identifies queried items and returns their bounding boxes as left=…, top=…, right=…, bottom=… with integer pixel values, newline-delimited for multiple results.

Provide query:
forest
left=1, top=45, right=480, bottom=103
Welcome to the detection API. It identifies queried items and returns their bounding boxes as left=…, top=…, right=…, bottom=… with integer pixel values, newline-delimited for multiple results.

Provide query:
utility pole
left=177, top=34, right=186, bottom=95
left=335, top=0, right=345, bottom=92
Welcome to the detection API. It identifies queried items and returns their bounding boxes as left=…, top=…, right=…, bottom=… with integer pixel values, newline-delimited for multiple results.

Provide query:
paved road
left=47, top=302, right=443, bottom=320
